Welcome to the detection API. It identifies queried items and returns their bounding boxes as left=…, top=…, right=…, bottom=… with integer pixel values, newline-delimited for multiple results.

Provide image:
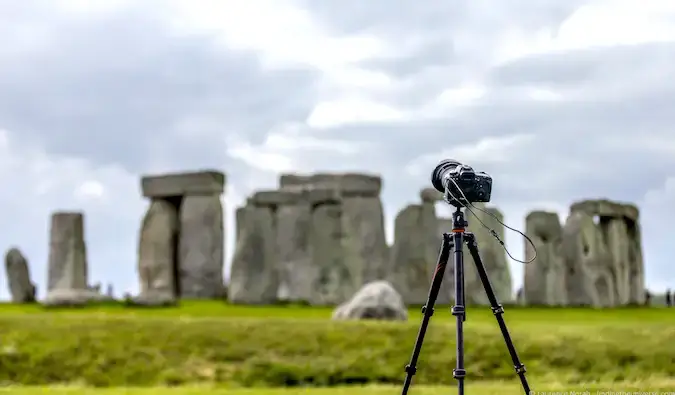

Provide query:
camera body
left=431, top=159, right=492, bottom=207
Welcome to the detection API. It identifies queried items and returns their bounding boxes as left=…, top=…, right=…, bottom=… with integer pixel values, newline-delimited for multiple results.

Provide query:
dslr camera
left=431, top=159, right=492, bottom=207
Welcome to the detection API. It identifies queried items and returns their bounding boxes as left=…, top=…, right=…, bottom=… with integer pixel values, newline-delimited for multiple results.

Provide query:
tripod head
left=451, top=206, right=468, bottom=232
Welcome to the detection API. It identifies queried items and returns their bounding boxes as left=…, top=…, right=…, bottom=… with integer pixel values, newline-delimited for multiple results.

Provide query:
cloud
left=1, top=0, right=675, bottom=300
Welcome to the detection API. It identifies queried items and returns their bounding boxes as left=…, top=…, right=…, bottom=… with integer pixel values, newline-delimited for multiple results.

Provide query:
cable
left=444, top=177, right=537, bottom=264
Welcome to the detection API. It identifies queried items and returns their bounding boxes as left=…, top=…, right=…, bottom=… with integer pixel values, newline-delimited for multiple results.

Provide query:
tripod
left=401, top=206, right=530, bottom=395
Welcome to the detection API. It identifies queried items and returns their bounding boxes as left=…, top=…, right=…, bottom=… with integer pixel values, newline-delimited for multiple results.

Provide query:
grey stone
left=47, top=212, right=88, bottom=292
left=251, top=190, right=305, bottom=206
left=141, top=170, right=225, bottom=198
left=570, top=199, right=639, bottom=222
left=4, top=248, right=36, bottom=303
left=308, top=199, right=352, bottom=305
left=275, top=200, right=313, bottom=303
left=561, top=211, right=614, bottom=307
left=332, top=280, right=407, bottom=321
left=280, top=173, right=381, bottom=197
left=341, top=195, right=389, bottom=285
left=228, top=205, right=278, bottom=304
left=420, top=188, right=442, bottom=203
left=178, top=194, right=225, bottom=299
left=388, top=204, right=438, bottom=305
left=523, top=211, right=566, bottom=305
left=136, top=200, right=178, bottom=300
left=567, top=199, right=645, bottom=306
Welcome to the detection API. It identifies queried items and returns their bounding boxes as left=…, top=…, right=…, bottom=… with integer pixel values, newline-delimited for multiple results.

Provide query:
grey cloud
left=0, top=4, right=319, bottom=173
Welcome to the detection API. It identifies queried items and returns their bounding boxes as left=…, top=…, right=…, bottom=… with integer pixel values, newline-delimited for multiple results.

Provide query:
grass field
left=0, top=301, right=674, bottom=392
left=5, top=380, right=675, bottom=395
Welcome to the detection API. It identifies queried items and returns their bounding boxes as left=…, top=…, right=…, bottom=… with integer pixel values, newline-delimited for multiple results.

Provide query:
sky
left=1, top=0, right=675, bottom=300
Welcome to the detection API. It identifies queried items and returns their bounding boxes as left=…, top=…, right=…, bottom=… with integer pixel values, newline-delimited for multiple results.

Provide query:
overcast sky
left=1, top=0, right=675, bottom=300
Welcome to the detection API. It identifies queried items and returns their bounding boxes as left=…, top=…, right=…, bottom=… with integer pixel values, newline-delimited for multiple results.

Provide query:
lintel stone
left=141, top=170, right=225, bottom=198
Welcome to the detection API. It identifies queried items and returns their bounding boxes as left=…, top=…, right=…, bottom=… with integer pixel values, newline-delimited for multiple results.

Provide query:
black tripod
left=401, top=206, right=530, bottom=395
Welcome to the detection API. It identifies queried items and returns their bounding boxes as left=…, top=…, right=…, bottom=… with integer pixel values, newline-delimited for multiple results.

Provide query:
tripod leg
left=451, top=230, right=467, bottom=395
left=400, top=233, right=453, bottom=395
left=465, top=233, right=531, bottom=395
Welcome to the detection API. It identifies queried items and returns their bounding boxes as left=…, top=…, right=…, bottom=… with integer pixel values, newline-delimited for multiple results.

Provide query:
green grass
left=4, top=380, right=675, bottom=394
left=1, top=302, right=674, bottom=388
left=2, top=300, right=674, bottom=323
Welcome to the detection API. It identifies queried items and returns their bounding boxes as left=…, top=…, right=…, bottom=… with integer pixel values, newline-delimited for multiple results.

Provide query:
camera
left=431, top=159, right=492, bottom=207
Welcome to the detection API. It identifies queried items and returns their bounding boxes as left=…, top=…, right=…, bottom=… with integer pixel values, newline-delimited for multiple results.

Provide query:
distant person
left=644, top=290, right=651, bottom=306
left=666, top=289, right=672, bottom=307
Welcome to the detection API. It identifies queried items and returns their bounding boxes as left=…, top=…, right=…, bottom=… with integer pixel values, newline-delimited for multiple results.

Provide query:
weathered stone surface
left=567, top=199, right=645, bottom=306
left=228, top=205, right=278, bottom=304
left=141, top=170, right=225, bottom=198
left=561, top=211, right=614, bottom=307
left=47, top=212, right=88, bottom=292
left=341, top=195, right=389, bottom=284
left=523, top=211, right=566, bottom=305
left=280, top=173, right=381, bottom=197
left=137, top=200, right=178, bottom=300
left=251, top=190, right=306, bottom=206
left=276, top=197, right=313, bottom=302
left=309, top=199, right=352, bottom=305
left=4, top=248, right=36, bottom=303
left=332, top=280, right=407, bottom=321
left=627, top=220, right=645, bottom=305
left=178, top=195, right=225, bottom=299
left=388, top=204, right=438, bottom=305
left=420, top=188, right=443, bottom=203
left=570, top=199, right=639, bottom=222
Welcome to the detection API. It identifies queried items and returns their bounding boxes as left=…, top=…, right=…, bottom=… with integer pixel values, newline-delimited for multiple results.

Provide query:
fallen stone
left=141, top=170, right=225, bottom=198
left=4, top=248, right=36, bottom=303
left=332, top=280, right=407, bottom=321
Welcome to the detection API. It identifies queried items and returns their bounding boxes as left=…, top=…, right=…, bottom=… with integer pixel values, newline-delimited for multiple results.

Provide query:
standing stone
left=568, top=199, right=645, bottom=306
left=43, top=212, right=108, bottom=306
left=308, top=189, right=351, bottom=305
left=561, top=211, right=614, bottom=307
left=388, top=203, right=438, bottom=305
left=47, top=212, right=88, bottom=292
left=4, top=248, right=36, bottom=303
left=178, top=195, right=225, bottom=298
left=523, top=211, right=566, bottom=305
left=280, top=173, right=389, bottom=305
left=136, top=200, right=179, bottom=302
left=274, top=192, right=312, bottom=303
left=140, top=170, right=226, bottom=300
left=627, top=220, right=645, bottom=305
left=228, top=204, right=278, bottom=304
